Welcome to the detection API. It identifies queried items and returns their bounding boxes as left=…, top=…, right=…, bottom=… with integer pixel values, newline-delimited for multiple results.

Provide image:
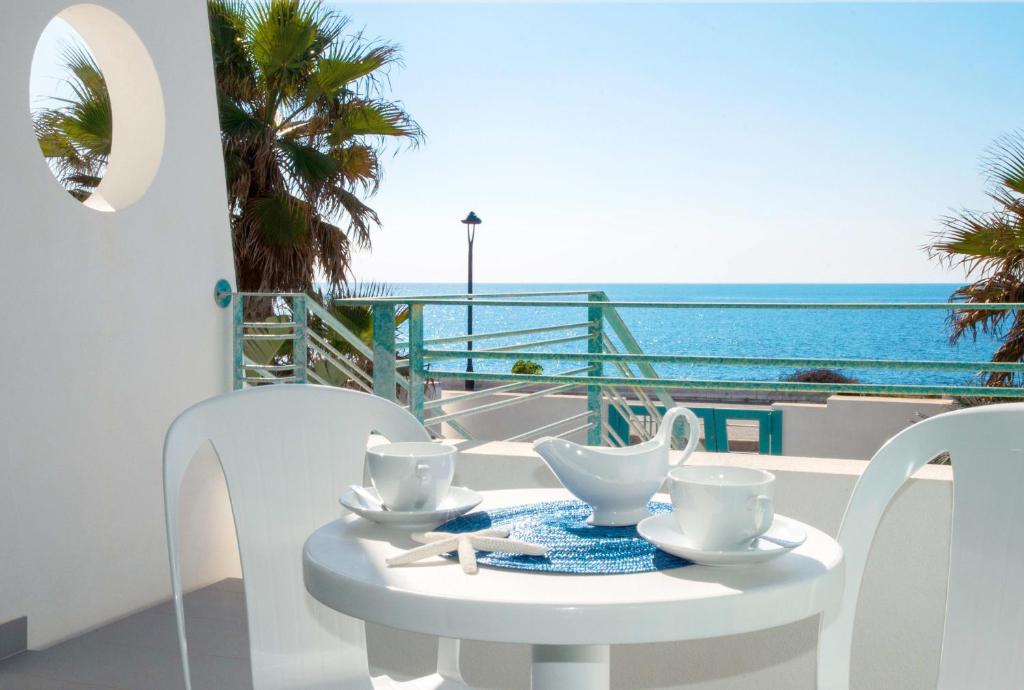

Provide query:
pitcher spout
left=532, top=436, right=587, bottom=484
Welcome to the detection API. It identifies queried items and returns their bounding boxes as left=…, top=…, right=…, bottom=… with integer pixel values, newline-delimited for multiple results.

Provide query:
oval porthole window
left=29, top=5, right=165, bottom=212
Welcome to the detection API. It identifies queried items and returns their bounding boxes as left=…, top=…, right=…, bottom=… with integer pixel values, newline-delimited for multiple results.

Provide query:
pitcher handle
left=664, top=407, right=702, bottom=465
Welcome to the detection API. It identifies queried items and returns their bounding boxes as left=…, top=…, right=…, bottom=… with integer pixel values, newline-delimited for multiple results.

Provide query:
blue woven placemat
left=435, top=499, right=692, bottom=574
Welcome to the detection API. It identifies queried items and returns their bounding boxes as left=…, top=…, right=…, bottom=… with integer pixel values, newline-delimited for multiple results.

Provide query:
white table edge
left=302, top=489, right=845, bottom=646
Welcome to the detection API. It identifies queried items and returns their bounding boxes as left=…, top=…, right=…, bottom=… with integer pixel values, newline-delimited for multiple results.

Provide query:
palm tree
left=926, top=132, right=1024, bottom=386
left=32, top=46, right=111, bottom=202
left=209, top=0, right=422, bottom=295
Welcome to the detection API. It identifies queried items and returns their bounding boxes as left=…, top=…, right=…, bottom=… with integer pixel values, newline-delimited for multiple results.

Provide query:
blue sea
left=387, top=283, right=1001, bottom=387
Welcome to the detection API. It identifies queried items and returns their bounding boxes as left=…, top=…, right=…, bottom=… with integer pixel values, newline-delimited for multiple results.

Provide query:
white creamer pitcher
left=533, top=406, right=701, bottom=526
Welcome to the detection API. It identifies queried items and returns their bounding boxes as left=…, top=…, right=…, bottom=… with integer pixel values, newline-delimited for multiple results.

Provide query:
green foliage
left=31, top=45, right=112, bottom=202
left=783, top=368, right=859, bottom=384
left=511, top=359, right=544, bottom=375
left=926, top=131, right=1024, bottom=387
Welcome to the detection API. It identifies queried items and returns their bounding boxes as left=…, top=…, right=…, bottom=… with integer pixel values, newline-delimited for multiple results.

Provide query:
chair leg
left=436, top=637, right=464, bottom=682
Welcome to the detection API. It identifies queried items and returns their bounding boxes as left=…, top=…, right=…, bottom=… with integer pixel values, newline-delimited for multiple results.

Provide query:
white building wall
left=0, top=0, right=239, bottom=647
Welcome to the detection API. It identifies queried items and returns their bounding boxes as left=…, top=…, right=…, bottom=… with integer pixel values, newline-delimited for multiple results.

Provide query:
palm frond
left=242, top=193, right=309, bottom=246
left=277, top=137, right=339, bottom=186
left=31, top=41, right=110, bottom=200
left=927, top=130, right=1024, bottom=386
left=330, top=100, right=423, bottom=144
left=983, top=130, right=1024, bottom=197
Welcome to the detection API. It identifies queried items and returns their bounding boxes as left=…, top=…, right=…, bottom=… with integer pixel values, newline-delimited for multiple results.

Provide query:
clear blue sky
left=336, top=2, right=1024, bottom=284
left=29, top=4, right=1024, bottom=284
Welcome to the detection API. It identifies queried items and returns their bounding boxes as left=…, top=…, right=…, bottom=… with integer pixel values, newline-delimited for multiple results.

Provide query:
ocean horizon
left=382, top=283, right=999, bottom=387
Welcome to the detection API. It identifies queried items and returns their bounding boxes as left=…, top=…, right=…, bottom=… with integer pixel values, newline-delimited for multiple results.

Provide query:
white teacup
left=668, top=465, right=775, bottom=551
left=366, top=442, right=456, bottom=511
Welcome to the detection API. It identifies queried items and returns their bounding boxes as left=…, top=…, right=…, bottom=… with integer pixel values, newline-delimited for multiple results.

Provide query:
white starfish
left=385, top=527, right=548, bottom=574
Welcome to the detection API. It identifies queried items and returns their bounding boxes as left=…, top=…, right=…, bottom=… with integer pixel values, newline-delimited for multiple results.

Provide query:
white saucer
left=637, top=513, right=807, bottom=566
left=339, top=486, right=483, bottom=530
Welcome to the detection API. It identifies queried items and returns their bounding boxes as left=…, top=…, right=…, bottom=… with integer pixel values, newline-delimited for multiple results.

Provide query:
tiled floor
left=0, top=579, right=252, bottom=690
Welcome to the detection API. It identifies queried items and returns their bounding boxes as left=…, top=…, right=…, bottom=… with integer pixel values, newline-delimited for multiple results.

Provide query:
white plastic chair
left=163, top=385, right=470, bottom=690
left=818, top=402, right=1024, bottom=690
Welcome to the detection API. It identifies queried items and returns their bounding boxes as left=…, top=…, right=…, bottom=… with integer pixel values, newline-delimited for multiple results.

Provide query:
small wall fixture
left=214, top=279, right=233, bottom=308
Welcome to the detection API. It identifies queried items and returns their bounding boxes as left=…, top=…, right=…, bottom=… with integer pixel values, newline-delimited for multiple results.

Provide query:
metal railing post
left=770, top=411, right=783, bottom=455
left=292, top=294, right=308, bottom=384
left=372, top=304, right=397, bottom=402
left=408, top=303, right=425, bottom=422
left=233, top=294, right=244, bottom=390
left=587, top=292, right=605, bottom=445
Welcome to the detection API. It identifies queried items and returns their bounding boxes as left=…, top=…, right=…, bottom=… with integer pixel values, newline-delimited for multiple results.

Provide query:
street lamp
left=462, top=211, right=482, bottom=390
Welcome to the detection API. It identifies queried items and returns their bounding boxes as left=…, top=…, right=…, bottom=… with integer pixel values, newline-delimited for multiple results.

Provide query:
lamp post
left=462, top=211, right=482, bottom=390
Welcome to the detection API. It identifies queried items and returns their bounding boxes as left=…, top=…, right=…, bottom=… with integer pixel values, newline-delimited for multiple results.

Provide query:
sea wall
left=434, top=390, right=956, bottom=460
left=772, top=395, right=957, bottom=459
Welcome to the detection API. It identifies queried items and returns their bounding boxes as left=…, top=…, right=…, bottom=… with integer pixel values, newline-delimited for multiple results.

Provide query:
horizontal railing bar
left=242, top=357, right=280, bottom=381
left=551, top=421, right=595, bottom=440
left=475, top=334, right=592, bottom=353
left=242, top=363, right=296, bottom=372
left=424, top=366, right=593, bottom=410
left=332, top=298, right=1024, bottom=311
left=423, top=349, right=1024, bottom=373
left=428, top=370, right=1024, bottom=398
left=504, top=411, right=595, bottom=442
left=242, top=321, right=297, bottom=329
left=336, top=290, right=602, bottom=304
left=243, top=376, right=298, bottom=383
left=426, top=382, right=578, bottom=424
left=234, top=291, right=304, bottom=297
left=242, top=333, right=296, bottom=341
left=424, top=321, right=594, bottom=347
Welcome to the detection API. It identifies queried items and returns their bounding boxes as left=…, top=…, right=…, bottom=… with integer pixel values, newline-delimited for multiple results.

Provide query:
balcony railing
left=229, top=290, right=1024, bottom=450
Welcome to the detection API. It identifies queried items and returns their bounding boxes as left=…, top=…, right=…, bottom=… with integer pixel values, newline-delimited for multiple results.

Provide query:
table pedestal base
left=530, top=644, right=610, bottom=690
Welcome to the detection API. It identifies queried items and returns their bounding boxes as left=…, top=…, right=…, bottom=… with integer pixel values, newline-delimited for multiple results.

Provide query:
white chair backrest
left=163, top=385, right=429, bottom=690
left=818, top=403, right=1024, bottom=690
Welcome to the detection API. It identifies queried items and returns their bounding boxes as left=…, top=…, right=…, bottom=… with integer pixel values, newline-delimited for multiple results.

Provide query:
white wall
left=0, top=0, right=239, bottom=647
left=437, top=391, right=958, bottom=460
left=773, top=395, right=957, bottom=459
left=367, top=445, right=953, bottom=690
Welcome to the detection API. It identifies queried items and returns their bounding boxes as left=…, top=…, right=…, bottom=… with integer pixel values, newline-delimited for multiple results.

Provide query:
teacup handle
left=414, top=463, right=432, bottom=507
left=743, top=495, right=774, bottom=541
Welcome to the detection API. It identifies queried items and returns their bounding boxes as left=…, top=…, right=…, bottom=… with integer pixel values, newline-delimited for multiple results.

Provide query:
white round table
left=304, top=488, right=844, bottom=690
